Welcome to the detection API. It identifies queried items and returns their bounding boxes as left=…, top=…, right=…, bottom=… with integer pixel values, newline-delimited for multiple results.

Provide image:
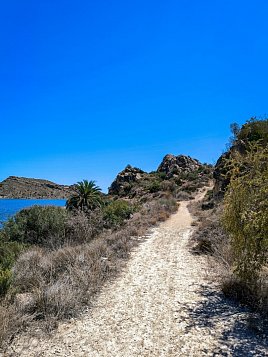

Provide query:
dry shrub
left=133, top=196, right=177, bottom=229
left=0, top=303, right=33, bottom=350
left=0, top=304, right=17, bottom=347
left=66, top=209, right=104, bottom=245
left=0, top=194, right=179, bottom=348
left=107, top=233, right=131, bottom=259
left=12, top=247, right=49, bottom=291
left=157, top=211, right=169, bottom=222
left=191, top=194, right=268, bottom=321
left=34, top=278, right=79, bottom=320
left=11, top=239, right=116, bottom=323
left=193, top=218, right=232, bottom=265
left=222, top=277, right=258, bottom=307
left=221, top=272, right=268, bottom=320
left=191, top=203, right=230, bottom=259
left=160, top=180, right=177, bottom=193
left=175, top=190, right=193, bottom=201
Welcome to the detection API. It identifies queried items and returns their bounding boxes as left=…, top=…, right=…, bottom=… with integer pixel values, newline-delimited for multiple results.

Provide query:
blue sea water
left=0, top=199, right=66, bottom=225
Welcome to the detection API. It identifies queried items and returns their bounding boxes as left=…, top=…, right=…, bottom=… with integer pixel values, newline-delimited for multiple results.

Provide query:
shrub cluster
left=0, top=238, right=26, bottom=296
left=0, top=188, right=178, bottom=349
left=103, top=200, right=134, bottom=228
left=1, top=206, right=68, bottom=247
left=192, top=120, right=268, bottom=318
left=222, top=143, right=268, bottom=313
left=233, top=117, right=268, bottom=146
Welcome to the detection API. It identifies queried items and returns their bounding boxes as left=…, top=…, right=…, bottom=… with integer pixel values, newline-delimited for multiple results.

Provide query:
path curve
left=5, top=189, right=267, bottom=356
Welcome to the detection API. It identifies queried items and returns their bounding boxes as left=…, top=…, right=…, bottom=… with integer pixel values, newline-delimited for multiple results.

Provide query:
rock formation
left=108, top=165, right=147, bottom=196
left=213, top=140, right=247, bottom=197
left=109, top=155, right=210, bottom=198
left=157, top=154, right=202, bottom=179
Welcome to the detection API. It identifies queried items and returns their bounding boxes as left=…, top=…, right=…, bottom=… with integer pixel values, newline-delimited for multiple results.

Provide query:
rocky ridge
left=108, top=154, right=210, bottom=198
left=0, top=176, right=75, bottom=199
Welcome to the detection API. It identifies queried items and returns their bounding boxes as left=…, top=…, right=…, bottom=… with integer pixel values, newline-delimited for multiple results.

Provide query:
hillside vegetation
left=1, top=118, right=267, bottom=349
left=0, top=155, right=212, bottom=349
left=192, top=117, right=268, bottom=320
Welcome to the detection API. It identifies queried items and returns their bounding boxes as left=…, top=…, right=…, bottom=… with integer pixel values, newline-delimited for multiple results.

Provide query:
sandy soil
left=4, top=188, right=267, bottom=356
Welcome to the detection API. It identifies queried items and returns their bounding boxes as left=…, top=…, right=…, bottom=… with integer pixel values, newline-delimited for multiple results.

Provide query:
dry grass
left=189, top=197, right=230, bottom=260
left=190, top=191, right=268, bottom=325
left=0, top=303, right=34, bottom=350
left=0, top=196, right=178, bottom=350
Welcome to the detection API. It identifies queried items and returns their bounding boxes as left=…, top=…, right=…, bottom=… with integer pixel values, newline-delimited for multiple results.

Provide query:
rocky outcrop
left=157, top=154, right=202, bottom=179
left=109, top=155, right=210, bottom=198
left=108, top=165, right=147, bottom=196
left=0, top=176, right=75, bottom=199
left=213, top=140, right=247, bottom=198
left=213, top=152, right=231, bottom=198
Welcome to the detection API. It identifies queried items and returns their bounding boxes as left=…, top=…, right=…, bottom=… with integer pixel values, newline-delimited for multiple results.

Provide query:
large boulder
left=108, top=165, right=146, bottom=196
left=157, top=154, right=202, bottom=179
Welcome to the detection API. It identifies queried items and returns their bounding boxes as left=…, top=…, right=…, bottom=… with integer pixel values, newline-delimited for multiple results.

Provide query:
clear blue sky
left=0, top=1, right=267, bottom=191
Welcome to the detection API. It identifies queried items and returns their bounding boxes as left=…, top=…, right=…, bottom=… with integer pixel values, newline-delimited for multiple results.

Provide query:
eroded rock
left=157, top=154, right=202, bottom=178
left=108, top=165, right=147, bottom=196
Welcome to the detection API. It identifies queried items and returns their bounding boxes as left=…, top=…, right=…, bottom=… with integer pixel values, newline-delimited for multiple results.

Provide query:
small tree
left=66, top=180, right=103, bottom=211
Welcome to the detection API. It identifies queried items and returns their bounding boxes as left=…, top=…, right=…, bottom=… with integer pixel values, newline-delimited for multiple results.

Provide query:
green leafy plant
left=0, top=241, right=25, bottom=270
left=103, top=200, right=134, bottom=227
left=236, top=117, right=268, bottom=145
left=1, top=206, right=68, bottom=246
left=66, top=180, right=103, bottom=211
left=148, top=181, right=162, bottom=193
left=0, top=240, right=26, bottom=296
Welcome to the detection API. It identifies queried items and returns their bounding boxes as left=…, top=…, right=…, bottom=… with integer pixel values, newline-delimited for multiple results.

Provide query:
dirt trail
left=5, top=188, right=267, bottom=356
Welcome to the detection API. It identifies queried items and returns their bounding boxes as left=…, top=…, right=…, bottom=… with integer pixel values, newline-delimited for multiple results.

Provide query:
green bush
left=0, top=233, right=28, bottom=296
left=103, top=200, right=134, bottom=227
left=160, top=180, right=177, bottom=193
left=236, top=117, right=268, bottom=145
left=1, top=206, right=68, bottom=247
left=0, top=241, right=25, bottom=270
left=186, top=171, right=199, bottom=181
left=0, top=269, right=12, bottom=296
left=223, top=144, right=268, bottom=283
left=148, top=181, right=162, bottom=193
left=122, top=183, right=133, bottom=195
left=155, top=172, right=167, bottom=180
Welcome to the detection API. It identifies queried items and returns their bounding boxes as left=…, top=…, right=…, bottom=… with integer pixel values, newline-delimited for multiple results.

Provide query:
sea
left=0, top=199, right=66, bottom=226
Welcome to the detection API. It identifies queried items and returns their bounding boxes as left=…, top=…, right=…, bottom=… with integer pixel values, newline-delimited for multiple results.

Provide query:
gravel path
left=5, top=191, right=267, bottom=356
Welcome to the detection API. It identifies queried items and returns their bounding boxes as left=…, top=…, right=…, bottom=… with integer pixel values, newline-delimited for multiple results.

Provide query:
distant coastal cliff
left=0, top=176, right=75, bottom=199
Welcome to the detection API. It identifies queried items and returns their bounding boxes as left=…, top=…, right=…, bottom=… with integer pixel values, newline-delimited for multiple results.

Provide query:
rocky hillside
left=213, top=118, right=268, bottom=197
left=109, top=154, right=212, bottom=199
left=0, top=176, right=75, bottom=199
left=0, top=155, right=212, bottom=200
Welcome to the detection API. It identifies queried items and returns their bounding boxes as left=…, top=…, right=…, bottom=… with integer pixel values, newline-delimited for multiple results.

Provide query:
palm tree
left=66, top=180, right=103, bottom=211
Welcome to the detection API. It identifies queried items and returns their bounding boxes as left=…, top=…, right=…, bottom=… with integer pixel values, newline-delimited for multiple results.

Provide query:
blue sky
left=0, top=0, right=267, bottom=191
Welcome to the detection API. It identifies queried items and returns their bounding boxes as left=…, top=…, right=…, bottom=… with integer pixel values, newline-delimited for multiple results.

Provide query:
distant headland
left=0, top=176, right=75, bottom=199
